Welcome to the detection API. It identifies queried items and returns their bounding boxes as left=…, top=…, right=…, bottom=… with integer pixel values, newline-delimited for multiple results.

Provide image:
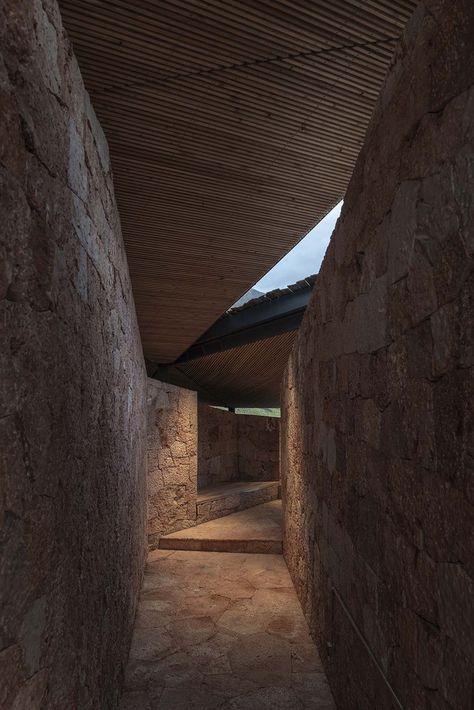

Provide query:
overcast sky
left=254, top=201, right=343, bottom=292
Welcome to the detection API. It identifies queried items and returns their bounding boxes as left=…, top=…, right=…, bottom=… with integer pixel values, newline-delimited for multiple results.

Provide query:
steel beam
left=172, top=287, right=312, bottom=364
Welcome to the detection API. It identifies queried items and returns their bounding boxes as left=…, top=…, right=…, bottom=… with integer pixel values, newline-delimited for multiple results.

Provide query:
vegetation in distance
left=236, top=407, right=280, bottom=418
left=211, top=406, right=280, bottom=417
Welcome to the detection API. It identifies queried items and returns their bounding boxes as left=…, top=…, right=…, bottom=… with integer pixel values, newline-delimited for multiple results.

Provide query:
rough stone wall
left=281, top=3, right=474, bottom=710
left=197, top=404, right=239, bottom=489
left=198, top=405, right=279, bottom=488
left=238, top=414, right=279, bottom=481
left=0, top=2, right=147, bottom=709
left=147, top=379, right=197, bottom=548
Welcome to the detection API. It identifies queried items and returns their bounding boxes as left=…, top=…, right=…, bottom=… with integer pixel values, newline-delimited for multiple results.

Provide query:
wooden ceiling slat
left=59, top=0, right=415, bottom=363
left=175, top=329, right=299, bottom=407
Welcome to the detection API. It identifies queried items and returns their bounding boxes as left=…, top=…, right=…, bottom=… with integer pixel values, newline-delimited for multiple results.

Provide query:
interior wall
left=147, top=379, right=197, bottom=548
left=198, top=405, right=280, bottom=488
left=281, top=2, right=474, bottom=709
left=238, top=414, right=280, bottom=481
left=0, top=1, right=147, bottom=708
left=197, top=404, right=239, bottom=489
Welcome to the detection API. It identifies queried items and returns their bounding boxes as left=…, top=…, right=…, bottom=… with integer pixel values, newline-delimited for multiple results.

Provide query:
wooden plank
left=59, top=0, right=416, bottom=363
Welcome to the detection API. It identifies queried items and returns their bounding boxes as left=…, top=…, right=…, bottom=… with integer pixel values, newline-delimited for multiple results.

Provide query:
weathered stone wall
left=197, top=404, right=239, bottom=489
left=238, top=414, right=279, bottom=481
left=147, top=379, right=197, bottom=548
left=281, top=2, right=474, bottom=709
left=198, top=405, right=279, bottom=488
left=0, top=2, right=147, bottom=708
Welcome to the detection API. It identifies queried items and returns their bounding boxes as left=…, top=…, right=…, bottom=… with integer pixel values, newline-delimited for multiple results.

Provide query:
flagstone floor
left=120, top=549, right=335, bottom=710
left=159, top=500, right=283, bottom=554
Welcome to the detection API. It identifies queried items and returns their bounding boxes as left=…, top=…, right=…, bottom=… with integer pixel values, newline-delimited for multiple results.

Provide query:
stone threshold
left=196, top=479, right=280, bottom=525
left=160, top=500, right=283, bottom=554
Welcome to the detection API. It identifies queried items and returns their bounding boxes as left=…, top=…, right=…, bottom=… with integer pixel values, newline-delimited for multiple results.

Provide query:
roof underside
left=59, top=0, right=416, bottom=366
left=151, top=330, right=298, bottom=408
left=150, top=276, right=314, bottom=407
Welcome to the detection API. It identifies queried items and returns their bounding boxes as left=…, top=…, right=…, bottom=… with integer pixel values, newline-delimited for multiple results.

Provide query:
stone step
left=196, top=480, right=280, bottom=525
left=159, top=500, right=283, bottom=554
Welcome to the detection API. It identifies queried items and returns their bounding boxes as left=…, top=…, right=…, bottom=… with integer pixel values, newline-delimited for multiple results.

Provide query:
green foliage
left=235, top=407, right=280, bottom=418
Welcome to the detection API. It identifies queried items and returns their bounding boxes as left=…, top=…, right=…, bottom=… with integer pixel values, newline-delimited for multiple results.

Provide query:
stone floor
left=196, top=480, right=278, bottom=502
left=196, top=480, right=280, bottom=525
left=160, top=500, right=283, bottom=553
left=120, top=550, right=335, bottom=709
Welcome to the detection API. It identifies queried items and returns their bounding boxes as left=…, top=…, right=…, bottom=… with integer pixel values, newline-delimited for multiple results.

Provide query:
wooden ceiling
left=151, top=329, right=299, bottom=407
left=150, top=275, right=314, bottom=406
left=59, top=0, right=415, bottom=363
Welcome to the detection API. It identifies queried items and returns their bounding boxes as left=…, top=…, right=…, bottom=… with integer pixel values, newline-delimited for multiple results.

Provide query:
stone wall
left=0, top=2, right=147, bottom=708
left=281, top=2, right=474, bottom=709
left=198, top=405, right=279, bottom=488
left=238, top=414, right=279, bottom=481
left=197, top=404, right=239, bottom=489
left=147, top=380, right=197, bottom=548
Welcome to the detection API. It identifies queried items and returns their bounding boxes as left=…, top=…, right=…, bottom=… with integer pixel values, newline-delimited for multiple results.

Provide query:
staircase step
left=196, top=480, right=279, bottom=524
left=159, top=500, right=282, bottom=554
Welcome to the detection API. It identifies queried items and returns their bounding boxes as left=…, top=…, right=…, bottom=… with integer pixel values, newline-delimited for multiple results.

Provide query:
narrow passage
left=120, top=546, right=335, bottom=709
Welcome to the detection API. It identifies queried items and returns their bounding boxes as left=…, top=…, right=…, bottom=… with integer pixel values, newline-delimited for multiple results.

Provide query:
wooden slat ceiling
left=157, top=329, right=299, bottom=407
left=151, top=275, right=314, bottom=405
left=59, top=0, right=416, bottom=363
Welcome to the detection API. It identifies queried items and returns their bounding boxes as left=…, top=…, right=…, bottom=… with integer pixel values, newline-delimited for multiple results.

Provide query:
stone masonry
left=0, top=1, right=147, bottom=708
left=281, top=2, right=474, bottom=709
left=147, top=379, right=198, bottom=549
left=238, top=413, right=280, bottom=482
left=198, top=404, right=239, bottom=489
left=148, top=397, right=279, bottom=549
left=198, top=404, right=279, bottom=488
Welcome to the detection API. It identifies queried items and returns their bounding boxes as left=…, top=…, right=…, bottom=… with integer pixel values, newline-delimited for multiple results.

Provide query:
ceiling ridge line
left=93, top=35, right=398, bottom=96
left=185, top=12, right=377, bottom=280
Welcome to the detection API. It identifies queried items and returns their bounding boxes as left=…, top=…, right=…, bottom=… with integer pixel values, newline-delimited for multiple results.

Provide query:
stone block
left=197, top=404, right=279, bottom=487
left=0, top=4, right=147, bottom=706
left=280, top=3, right=474, bottom=709
left=431, top=301, right=458, bottom=376
left=386, top=180, right=419, bottom=285
left=147, top=379, right=197, bottom=545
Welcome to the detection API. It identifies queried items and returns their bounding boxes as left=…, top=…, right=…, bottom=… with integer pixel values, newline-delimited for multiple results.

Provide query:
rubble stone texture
left=237, top=413, right=280, bottom=481
left=120, top=550, right=335, bottom=710
left=281, top=2, right=474, bottom=709
left=198, top=404, right=279, bottom=488
left=0, top=1, right=147, bottom=708
left=196, top=480, right=280, bottom=524
left=198, top=404, right=239, bottom=488
left=147, top=379, right=198, bottom=549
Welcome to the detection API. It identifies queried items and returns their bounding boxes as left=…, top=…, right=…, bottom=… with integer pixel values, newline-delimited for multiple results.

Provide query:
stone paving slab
left=196, top=480, right=280, bottom=525
left=160, top=500, right=283, bottom=554
left=120, top=550, right=335, bottom=710
left=197, top=480, right=278, bottom=502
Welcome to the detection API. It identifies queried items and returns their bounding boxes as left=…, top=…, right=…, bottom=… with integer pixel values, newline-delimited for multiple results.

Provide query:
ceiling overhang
left=172, top=276, right=314, bottom=363
left=148, top=276, right=315, bottom=407
left=59, top=1, right=416, bottom=364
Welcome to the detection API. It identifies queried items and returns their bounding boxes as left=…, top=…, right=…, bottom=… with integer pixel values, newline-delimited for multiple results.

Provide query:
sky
left=253, top=201, right=343, bottom=293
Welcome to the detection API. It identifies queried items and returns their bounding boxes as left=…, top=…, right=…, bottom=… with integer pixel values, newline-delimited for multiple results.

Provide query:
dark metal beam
left=146, top=283, right=314, bottom=407
left=172, top=287, right=312, bottom=364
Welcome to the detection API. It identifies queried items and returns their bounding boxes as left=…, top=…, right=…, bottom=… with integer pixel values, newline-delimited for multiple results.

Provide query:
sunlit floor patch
left=120, top=550, right=335, bottom=710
